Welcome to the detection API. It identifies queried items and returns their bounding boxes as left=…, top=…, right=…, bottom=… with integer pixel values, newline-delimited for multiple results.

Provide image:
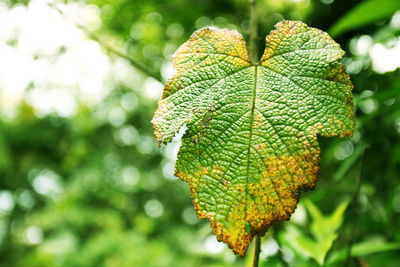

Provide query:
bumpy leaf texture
left=152, top=21, right=354, bottom=256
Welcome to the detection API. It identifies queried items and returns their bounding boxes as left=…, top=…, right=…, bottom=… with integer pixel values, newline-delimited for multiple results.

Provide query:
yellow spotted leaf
left=151, top=21, right=354, bottom=256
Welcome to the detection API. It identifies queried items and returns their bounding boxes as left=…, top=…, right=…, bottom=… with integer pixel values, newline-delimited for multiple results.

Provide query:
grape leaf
left=152, top=21, right=354, bottom=256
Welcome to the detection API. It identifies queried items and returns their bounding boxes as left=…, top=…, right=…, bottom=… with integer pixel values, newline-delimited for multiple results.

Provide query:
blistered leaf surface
left=152, top=21, right=354, bottom=256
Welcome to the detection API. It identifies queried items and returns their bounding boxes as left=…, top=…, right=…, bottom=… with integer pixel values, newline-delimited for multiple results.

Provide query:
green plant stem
left=49, top=3, right=164, bottom=83
left=344, top=148, right=367, bottom=266
left=248, top=0, right=258, bottom=64
left=85, top=32, right=164, bottom=83
left=252, top=235, right=261, bottom=267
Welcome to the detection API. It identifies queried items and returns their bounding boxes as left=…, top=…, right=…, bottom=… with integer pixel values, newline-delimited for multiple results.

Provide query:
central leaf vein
left=244, top=65, right=258, bottom=226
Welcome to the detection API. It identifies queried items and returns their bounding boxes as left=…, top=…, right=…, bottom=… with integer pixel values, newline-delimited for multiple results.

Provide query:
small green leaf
left=329, top=0, right=400, bottom=37
left=301, top=200, right=349, bottom=265
left=152, top=21, right=354, bottom=256
left=306, top=199, right=349, bottom=242
left=332, top=143, right=368, bottom=182
left=327, top=237, right=400, bottom=265
left=280, top=200, right=349, bottom=266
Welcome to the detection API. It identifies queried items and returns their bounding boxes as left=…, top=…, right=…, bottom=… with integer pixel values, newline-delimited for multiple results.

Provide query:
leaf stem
left=252, top=235, right=261, bottom=267
left=91, top=37, right=164, bottom=82
left=249, top=0, right=258, bottom=64
left=344, top=147, right=367, bottom=265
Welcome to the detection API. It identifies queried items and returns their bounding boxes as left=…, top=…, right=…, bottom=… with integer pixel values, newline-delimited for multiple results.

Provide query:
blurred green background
left=0, top=0, right=400, bottom=266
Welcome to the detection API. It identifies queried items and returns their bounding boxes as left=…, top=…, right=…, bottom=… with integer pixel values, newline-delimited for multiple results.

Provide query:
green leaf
left=329, top=0, right=400, bottom=37
left=278, top=200, right=349, bottom=265
left=152, top=21, right=354, bottom=256
left=300, top=200, right=349, bottom=265
left=332, top=142, right=368, bottom=182
left=327, top=237, right=400, bottom=265
left=306, top=199, right=349, bottom=243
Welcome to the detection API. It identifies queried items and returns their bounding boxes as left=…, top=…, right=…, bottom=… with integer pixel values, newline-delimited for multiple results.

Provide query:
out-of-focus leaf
left=329, top=0, right=400, bottom=37
left=278, top=200, right=350, bottom=265
left=296, top=200, right=349, bottom=265
left=307, top=199, right=349, bottom=242
left=332, top=142, right=368, bottom=182
left=152, top=21, right=354, bottom=256
left=327, top=237, right=400, bottom=265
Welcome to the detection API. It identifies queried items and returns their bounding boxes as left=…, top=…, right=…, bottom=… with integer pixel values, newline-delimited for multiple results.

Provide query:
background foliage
left=0, top=0, right=399, bottom=266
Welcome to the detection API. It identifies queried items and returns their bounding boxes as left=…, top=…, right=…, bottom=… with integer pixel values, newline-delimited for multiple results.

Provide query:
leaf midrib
left=244, top=65, right=258, bottom=226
